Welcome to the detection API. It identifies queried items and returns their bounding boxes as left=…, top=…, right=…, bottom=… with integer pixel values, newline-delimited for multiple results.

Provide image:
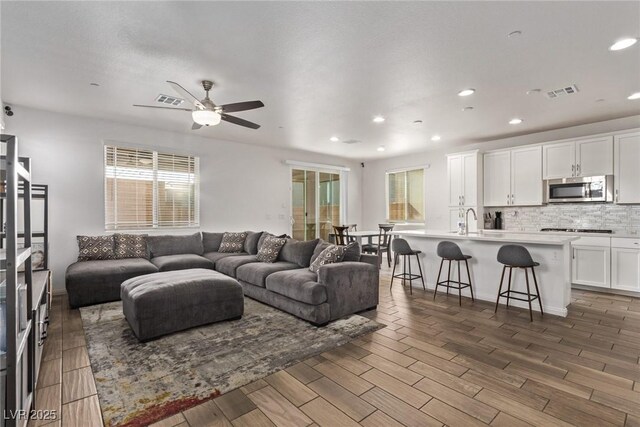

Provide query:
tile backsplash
left=487, top=204, right=640, bottom=235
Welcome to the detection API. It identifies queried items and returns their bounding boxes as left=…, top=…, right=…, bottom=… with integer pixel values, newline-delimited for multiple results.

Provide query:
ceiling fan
left=134, top=80, right=264, bottom=130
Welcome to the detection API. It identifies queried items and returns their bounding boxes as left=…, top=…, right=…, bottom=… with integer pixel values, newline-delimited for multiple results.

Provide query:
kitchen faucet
left=465, top=208, right=477, bottom=235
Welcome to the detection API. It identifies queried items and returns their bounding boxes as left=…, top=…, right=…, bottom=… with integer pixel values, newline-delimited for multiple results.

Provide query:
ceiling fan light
left=192, top=110, right=221, bottom=126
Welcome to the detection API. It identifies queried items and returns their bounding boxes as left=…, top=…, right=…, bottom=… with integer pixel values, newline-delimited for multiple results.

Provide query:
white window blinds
left=104, top=145, right=199, bottom=230
left=386, top=168, right=425, bottom=222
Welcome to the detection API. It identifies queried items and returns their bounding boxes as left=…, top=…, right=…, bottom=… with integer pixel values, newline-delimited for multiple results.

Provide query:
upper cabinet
left=447, top=151, right=480, bottom=207
left=542, top=136, right=613, bottom=179
left=483, top=146, right=542, bottom=207
left=614, top=131, right=640, bottom=204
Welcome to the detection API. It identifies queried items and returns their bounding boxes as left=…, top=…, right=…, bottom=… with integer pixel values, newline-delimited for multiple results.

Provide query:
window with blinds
left=104, top=145, right=199, bottom=230
left=386, top=168, right=425, bottom=222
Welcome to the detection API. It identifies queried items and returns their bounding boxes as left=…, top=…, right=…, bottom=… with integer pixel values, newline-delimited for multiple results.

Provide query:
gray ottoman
left=121, top=268, right=244, bottom=341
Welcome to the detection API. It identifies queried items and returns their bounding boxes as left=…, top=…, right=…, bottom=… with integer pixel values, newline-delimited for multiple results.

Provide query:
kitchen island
left=393, top=230, right=579, bottom=317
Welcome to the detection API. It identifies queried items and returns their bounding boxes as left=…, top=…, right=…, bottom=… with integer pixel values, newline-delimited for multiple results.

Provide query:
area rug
left=80, top=298, right=381, bottom=427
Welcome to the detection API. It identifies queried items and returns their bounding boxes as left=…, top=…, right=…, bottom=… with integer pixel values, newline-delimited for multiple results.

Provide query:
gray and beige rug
left=80, top=298, right=381, bottom=427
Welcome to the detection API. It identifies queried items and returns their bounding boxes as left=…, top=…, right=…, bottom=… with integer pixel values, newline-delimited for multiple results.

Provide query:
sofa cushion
left=342, top=241, right=361, bottom=262
left=147, top=232, right=203, bottom=257
left=265, top=269, right=327, bottom=305
left=256, top=235, right=287, bottom=263
left=244, top=231, right=263, bottom=255
left=236, top=261, right=300, bottom=288
left=114, top=234, right=148, bottom=259
left=215, top=254, right=259, bottom=277
left=310, top=240, right=332, bottom=264
left=279, top=238, right=320, bottom=267
left=219, top=232, right=248, bottom=253
left=77, top=235, right=116, bottom=261
left=202, top=251, right=246, bottom=266
left=65, top=258, right=158, bottom=308
left=151, top=254, right=214, bottom=272
left=309, top=245, right=347, bottom=273
left=202, top=232, right=224, bottom=252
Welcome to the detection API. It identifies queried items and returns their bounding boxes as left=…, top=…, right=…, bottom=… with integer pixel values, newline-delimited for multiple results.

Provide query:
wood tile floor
left=34, top=266, right=640, bottom=426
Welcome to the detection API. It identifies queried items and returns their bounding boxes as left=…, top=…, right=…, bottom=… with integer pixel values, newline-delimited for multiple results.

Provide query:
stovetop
left=540, top=228, right=613, bottom=234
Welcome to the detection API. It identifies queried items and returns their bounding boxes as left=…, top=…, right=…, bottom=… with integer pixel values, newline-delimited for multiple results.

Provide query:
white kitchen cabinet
left=611, top=238, right=640, bottom=292
left=448, top=155, right=463, bottom=207
left=447, top=151, right=479, bottom=207
left=483, top=146, right=542, bottom=207
left=572, top=245, right=611, bottom=288
left=614, top=132, right=640, bottom=204
left=543, top=136, right=613, bottom=179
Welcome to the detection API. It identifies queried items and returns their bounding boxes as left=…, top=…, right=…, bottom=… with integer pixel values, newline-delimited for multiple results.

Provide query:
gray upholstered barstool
left=390, top=238, right=425, bottom=295
left=434, top=241, right=474, bottom=305
left=495, top=244, right=543, bottom=322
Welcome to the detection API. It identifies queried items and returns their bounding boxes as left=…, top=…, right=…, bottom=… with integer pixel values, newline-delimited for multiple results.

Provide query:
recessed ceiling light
left=413, top=120, right=423, bottom=124
left=462, top=106, right=474, bottom=111
left=458, top=89, right=475, bottom=97
left=509, top=118, right=523, bottom=125
left=377, top=145, right=386, bottom=152
left=526, top=89, right=541, bottom=95
left=373, top=116, right=385, bottom=123
left=628, top=92, right=640, bottom=100
left=329, top=136, right=339, bottom=142
left=609, top=38, right=638, bottom=51
left=595, top=99, right=605, bottom=103
left=508, top=30, right=522, bottom=38
left=431, top=135, right=441, bottom=141
left=89, top=83, right=100, bottom=87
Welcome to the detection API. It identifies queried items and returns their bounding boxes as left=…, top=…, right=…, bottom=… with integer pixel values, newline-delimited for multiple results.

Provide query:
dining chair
left=348, top=224, right=358, bottom=242
left=362, top=224, right=394, bottom=267
left=333, top=225, right=351, bottom=246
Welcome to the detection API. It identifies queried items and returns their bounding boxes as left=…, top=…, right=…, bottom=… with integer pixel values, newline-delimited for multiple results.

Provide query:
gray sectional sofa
left=65, top=231, right=379, bottom=325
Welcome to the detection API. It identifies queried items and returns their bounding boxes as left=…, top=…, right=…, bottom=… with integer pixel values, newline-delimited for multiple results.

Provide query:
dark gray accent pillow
left=114, top=234, right=148, bottom=259
left=77, top=235, right=116, bottom=261
left=244, top=231, right=264, bottom=255
left=342, top=241, right=361, bottom=262
left=202, top=232, right=224, bottom=252
left=256, top=235, right=287, bottom=263
left=309, top=245, right=347, bottom=273
left=219, top=232, right=248, bottom=253
left=147, top=232, right=204, bottom=257
left=310, top=240, right=332, bottom=265
left=279, top=238, right=320, bottom=267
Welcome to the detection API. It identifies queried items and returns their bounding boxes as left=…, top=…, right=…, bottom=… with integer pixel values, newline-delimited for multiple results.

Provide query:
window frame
left=104, top=143, right=200, bottom=231
left=385, top=166, right=426, bottom=224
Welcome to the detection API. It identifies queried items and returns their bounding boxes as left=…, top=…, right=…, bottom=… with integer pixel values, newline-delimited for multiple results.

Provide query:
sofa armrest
left=318, top=261, right=379, bottom=321
left=359, top=254, right=379, bottom=267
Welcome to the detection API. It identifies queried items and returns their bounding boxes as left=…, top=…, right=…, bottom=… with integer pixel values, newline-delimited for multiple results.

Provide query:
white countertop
left=482, top=229, right=640, bottom=239
left=394, top=229, right=578, bottom=245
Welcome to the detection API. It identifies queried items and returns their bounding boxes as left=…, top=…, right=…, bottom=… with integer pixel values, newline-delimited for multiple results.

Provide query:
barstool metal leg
left=434, top=258, right=444, bottom=300
left=457, top=260, right=462, bottom=306
left=446, top=260, right=451, bottom=295
left=506, top=267, right=513, bottom=308
left=402, top=255, right=407, bottom=288
left=495, top=266, right=506, bottom=313
left=416, top=254, right=426, bottom=290
left=465, top=259, right=474, bottom=301
left=524, top=267, right=533, bottom=322
left=408, top=254, right=413, bottom=295
left=531, top=266, right=543, bottom=316
left=390, top=252, right=398, bottom=290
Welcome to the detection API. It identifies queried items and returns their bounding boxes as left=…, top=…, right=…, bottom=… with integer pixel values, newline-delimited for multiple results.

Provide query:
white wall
left=361, top=115, right=640, bottom=231
left=4, top=106, right=363, bottom=292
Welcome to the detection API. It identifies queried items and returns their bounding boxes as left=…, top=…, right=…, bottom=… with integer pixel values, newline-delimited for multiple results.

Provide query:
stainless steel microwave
left=545, top=175, right=613, bottom=203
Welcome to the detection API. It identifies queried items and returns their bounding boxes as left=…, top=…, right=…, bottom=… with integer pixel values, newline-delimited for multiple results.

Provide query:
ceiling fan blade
left=221, top=100, right=264, bottom=113
left=166, top=81, right=204, bottom=109
left=133, top=104, right=192, bottom=111
left=192, top=122, right=203, bottom=130
left=221, top=114, right=260, bottom=129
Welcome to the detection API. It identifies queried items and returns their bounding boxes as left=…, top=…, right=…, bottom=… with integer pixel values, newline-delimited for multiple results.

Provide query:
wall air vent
left=341, top=139, right=361, bottom=145
left=546, top=85, right=579, bottom=99
left=156, top=94, right=185, bottom=106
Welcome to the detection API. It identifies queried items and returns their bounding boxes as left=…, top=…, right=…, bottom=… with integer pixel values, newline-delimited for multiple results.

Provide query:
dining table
left=328, top=230, right=381, bottom=246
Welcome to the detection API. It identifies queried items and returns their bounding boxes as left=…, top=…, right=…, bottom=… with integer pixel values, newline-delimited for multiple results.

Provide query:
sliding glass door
left=291, top=168, right=342, bottom=241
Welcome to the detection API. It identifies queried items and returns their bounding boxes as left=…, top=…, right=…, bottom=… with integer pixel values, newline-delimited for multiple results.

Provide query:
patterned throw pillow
left=219, top=232, right=248, bottom=253
left=114, top=234, right=148, bottom=259
left=309, top=244, right=347, bottom=273
left=77, top=235, right=116, bottom=261
left=256, top=235, right=287, bottom=263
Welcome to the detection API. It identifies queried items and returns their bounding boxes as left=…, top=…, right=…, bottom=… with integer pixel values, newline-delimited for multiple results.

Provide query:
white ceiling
left=2, top=1, right=639, bottom=159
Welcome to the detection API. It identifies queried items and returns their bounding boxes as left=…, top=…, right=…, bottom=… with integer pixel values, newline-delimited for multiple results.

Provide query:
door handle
left=576, top=164, right=580, bottom=176
left=571, top=164, right=575, bottom=176
left=511, top=194, right=514, bottom=205
left=573, top=248, right=575, bottom=259
left=462, top=195, right=465, bottom=205
left=615, top=189, right=619, bottom=203
left=507, top=194, right=510, bottom=205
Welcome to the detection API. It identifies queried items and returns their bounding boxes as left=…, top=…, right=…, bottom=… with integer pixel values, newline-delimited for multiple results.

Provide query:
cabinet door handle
left=511, top=194, right=515, bottom=205
left=571, top=164, right=575, bottom=176
left=462, top=195, right=465, bottom=205
left=615, top=189, right=619, bottom=203
left=507, top=194, right=510, bottom=205
left=573, top=248, right=575, bottom=259
left=576, top=164, right=580, bottom=176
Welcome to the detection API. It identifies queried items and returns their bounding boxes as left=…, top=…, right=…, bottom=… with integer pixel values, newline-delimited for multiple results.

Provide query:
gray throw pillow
left=202, top=232, right=225, bottom=252
left=114, top=234, right=148, bottom=259
left=309, top=244, right=347, bottom=273
left=219, top=232, right=248, bottom=253
left=244, top=231, right=264, bottom=255
left=279, top=238, right=320, bottom=267
left=342, top=241, right=361, bottom=262
left=77, top=235, right=116, bottom=261
left=256, top=235, right=287, bottom=262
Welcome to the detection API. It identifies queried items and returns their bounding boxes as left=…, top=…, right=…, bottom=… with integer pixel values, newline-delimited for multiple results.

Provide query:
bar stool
left=434, top=241, right=475, bottom=306
left=494, top=244, right=543, bottom=322
left=390, top=238, right=425, bottom=295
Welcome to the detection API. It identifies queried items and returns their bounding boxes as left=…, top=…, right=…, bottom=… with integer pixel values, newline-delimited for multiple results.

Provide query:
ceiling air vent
left=156, top=94, right=185, bottom=106
left=546, top=85, right=579, bottom=99
left=341, top=139, right=361, bottom=145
